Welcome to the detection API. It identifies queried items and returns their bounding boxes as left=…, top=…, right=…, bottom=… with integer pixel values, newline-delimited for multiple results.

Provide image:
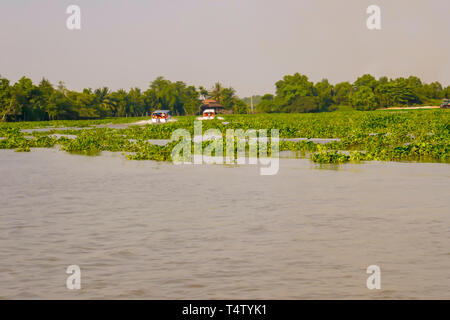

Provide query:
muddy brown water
left=0, top=149, right=448, bottom=299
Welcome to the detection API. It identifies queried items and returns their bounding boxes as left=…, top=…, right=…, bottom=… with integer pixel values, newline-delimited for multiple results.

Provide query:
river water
left=0, top=148, right=448, bottom=299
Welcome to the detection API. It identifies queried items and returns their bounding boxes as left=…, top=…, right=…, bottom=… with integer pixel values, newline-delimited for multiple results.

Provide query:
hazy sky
left=0, top=0, right=449, bottom=97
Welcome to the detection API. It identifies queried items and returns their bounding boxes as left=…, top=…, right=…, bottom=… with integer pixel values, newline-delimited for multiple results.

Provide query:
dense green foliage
left=255, top=73, right=450, bottom=113
left=1, top=109, right=448, bottom=164
left=2, top=73, right=448, bottom=122
left=0, top=76, right=245, bottom=121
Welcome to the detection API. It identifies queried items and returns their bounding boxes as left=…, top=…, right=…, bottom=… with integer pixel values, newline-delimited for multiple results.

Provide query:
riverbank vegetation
left=1, top=110, right=448, bottom=164
left=1, top=74, right=448, bottom=122
left=254, top=73, right=449, bottom=113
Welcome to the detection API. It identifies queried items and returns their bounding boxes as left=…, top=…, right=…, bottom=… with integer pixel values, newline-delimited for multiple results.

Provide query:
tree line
left=1, top=73, right=449, bottom=121
left=0, top=76, right=247, bottom=122
left=254, top=73, right=449, bottom=113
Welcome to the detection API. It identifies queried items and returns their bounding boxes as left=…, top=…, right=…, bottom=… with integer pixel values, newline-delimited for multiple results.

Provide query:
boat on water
left=441, top=99, right=450, bottom=109
left=151, top=110, right=171, bottom=123
left=202, top=108, right=216, bottom=120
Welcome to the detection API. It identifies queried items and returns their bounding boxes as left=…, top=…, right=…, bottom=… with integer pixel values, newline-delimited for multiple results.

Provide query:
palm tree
left=209, top=82, right=224, bottom=103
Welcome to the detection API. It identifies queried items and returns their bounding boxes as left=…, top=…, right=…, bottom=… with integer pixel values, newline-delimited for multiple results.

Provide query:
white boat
left=202, top=109, right=216, bottom=120
left=151, top=110, right=171, bottom=123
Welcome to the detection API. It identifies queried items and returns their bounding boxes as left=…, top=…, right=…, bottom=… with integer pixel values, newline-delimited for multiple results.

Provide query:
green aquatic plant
left=127, top=142, right=175, bottom=161
left=312, top=150, right=350, bottom=163
left=0, top=110, right=448, bottom=164
left=15, top=146, right=31, bottom=152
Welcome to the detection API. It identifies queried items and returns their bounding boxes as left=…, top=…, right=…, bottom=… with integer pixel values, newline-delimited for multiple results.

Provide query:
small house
left=200, top=99, right=223, bottom=115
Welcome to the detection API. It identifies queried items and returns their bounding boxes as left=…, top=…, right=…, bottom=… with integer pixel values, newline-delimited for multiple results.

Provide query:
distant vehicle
left=202, top=109, right=216, bottom=120
left=151, top=110, right=171, bottom=123
left=441, top=99, right=450, bottom=109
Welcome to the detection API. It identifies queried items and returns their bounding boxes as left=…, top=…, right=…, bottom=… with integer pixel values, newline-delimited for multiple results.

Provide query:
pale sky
left=0, top=0, right=449, bottom=97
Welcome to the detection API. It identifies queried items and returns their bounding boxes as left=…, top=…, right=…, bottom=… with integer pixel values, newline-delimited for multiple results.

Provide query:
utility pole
left=250, top=95, right=253, bottom=114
